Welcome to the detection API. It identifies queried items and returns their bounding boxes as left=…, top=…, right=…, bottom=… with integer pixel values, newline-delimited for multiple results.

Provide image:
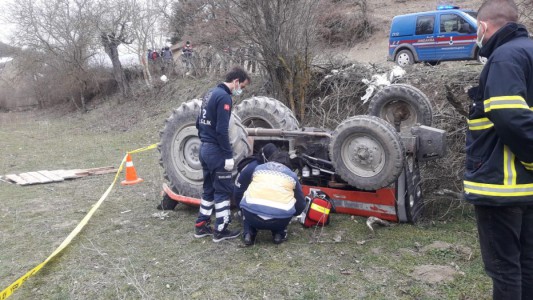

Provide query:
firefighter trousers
left=475, top=204, right=533, bottom=300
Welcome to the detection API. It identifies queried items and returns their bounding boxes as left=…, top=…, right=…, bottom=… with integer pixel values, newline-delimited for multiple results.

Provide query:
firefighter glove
left=224, top=158, right=235, bottom=171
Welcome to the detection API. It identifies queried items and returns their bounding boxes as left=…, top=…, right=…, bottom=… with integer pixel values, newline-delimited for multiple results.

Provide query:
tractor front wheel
left=329, top=115, right=405, bottom=191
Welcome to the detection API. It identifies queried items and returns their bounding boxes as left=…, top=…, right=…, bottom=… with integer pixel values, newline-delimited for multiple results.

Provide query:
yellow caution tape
left=0, top=143, right=158, bottom=299
left=128, top=143, right=158, bottom=154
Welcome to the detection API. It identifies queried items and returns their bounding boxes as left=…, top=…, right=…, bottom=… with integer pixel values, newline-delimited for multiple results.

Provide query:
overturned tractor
left=158, top=84, right=446, bottom=223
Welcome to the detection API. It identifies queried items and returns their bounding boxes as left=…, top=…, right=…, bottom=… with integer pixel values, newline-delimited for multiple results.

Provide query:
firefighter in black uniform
left=465, top=1, right=533, bottom=298
left=194, top=66, right=251, bottom=242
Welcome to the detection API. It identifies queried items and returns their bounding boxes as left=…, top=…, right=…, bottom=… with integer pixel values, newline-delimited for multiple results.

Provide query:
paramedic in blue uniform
left=233, top=143, right=279, bottom=208
left=239, top=151, right=306, bottom=246
left=465, top=1, right=533, bottom=298
left=194, top=66, right=251, bottom=242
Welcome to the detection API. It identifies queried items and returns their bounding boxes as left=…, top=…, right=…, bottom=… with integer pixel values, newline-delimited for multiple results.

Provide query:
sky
left=0, top=0, right=14, bottom=44
left=0, top=20, right=15, bottom=44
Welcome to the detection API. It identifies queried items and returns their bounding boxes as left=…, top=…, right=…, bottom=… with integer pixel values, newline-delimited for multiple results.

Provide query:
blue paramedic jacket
left=464, top=22, right=533, bottom=205
left=196, top=83, right=233, bottom=159
left=234, top=160, right=260, bottom=206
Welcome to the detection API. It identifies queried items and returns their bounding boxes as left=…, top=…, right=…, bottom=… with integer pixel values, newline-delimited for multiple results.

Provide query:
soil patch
left=411, top=264, right=461, bottom=284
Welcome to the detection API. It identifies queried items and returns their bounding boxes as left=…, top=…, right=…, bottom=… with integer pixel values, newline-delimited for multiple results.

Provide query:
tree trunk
left=140, top=54, right=152, bottom=87
left=102, top=40, right=131, bottom=101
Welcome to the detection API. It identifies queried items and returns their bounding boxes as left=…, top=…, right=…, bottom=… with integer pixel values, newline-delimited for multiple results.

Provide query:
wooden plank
left=49, top=170, right=82, bottom=179
left=73, top=169, right=90, bottom=176
left=89, top=168, right=118, bottom=175
left=70, top=169, right=89, bottom=177
left=74, top=166, right=115, bottom=176
left=4, top=174, right=29, bottom=185
left=18, top=172, right=43, bottom=185
left=85, top=166, right=115, bottom=173
left=37, top=170, right=65, bottom=182
left=27, top=171, right=55, bottom=183
left=50, top=170, right=79, bottom=179
left=2, top=166, right=119, bottom=186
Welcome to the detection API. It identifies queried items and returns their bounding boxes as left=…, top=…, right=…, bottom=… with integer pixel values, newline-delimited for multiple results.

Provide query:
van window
left=415, top=16, right=435, bottom=35
left=440, top=14, right=475, bottom=34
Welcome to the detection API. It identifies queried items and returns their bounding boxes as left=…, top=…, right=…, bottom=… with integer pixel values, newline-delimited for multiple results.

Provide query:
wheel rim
left=397, top=53, right=411, bottom=66
left=171, top=125, right=202, bottom=183
left=380, top=100, right=418, bottom=132
left=241, top=117, right=273, bottom=128
left=341, top=133, right=386, bottom=178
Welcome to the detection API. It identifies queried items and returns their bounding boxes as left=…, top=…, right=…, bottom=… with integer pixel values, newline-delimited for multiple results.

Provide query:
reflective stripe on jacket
left=240, top=162, right=305, bottom=219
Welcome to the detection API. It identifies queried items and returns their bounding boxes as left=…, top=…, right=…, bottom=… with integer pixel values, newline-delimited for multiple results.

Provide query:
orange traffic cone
left=121, top=153, right=144, bottom=186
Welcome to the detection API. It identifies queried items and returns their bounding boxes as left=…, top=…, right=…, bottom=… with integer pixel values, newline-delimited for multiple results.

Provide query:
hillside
left=0, top=41, right=18, bottom=57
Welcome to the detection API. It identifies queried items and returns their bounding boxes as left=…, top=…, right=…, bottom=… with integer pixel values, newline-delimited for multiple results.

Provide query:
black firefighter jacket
left=465, top=22, right=533, bottom=206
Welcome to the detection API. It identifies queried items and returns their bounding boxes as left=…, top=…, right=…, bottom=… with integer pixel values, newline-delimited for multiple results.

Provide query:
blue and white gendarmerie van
left=388, top=5, right=483, bottom=66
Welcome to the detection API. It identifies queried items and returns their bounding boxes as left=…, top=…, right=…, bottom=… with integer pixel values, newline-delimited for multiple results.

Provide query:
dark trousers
left=196, top=143, right=233, bottom=231
left=475, top=205, right=533, bottom=300
left=242, top=209, right=291, bottom=237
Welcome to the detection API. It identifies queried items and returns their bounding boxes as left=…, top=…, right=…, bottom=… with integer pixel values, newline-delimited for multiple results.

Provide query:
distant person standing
left=182, top=41, right=193, bottom=70
left=162, top=46, right=173, bottom=61
left=464, top=0, right=533, bottom=298
left=151, top=49, right=159, bottom=61
left=194, top=66, right=251, bottom=242
left=182, top=41, right=193, bottom=58
left=161, top=46, right=174, bottom=74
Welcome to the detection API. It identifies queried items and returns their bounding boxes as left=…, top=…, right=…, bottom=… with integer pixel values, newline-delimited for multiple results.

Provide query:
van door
left=413, top=15, right=436, bottom=61
left=435, top=13, right=477, bottom=60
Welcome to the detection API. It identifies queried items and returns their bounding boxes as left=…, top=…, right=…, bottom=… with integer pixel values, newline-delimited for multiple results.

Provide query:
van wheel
left=395, top=50, right=414, bottom=67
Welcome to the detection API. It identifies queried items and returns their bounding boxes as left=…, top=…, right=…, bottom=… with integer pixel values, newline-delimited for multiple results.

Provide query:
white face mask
left=232, top=80, right=243, bottom=96
left=476, top=21, right=487, bottom=49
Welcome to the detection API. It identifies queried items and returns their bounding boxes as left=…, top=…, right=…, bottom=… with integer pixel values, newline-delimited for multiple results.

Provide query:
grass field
left=0, top=79, right=491, bottom=299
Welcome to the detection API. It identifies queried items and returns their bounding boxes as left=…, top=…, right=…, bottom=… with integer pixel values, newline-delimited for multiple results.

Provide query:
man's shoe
left=243, top=233, right=256, bottom=246
left=273, top=232, right=287, bottom=244
left=194, top=221, right=213, bottom=238
left=213, top=228, right=241, bottom=242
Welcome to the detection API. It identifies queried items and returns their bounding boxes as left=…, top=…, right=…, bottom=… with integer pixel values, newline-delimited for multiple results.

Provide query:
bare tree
left=129, top=0, right=159, bottom=85
left=128, top=0, right=174, bottom=86
left=516, top=0, right=533, bottom=29
left=170, top=0, right=319, bottom=120
left=225, top=0, right=319, bottom=121
left=7, top=0, right=98, bottom=111
left=95, top=0, right=134, bottom=100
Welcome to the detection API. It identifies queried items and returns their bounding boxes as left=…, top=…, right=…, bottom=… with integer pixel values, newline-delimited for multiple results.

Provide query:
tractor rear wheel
left=405, top=155, right=423, bottom=223
left=329, top=115, right=405, bottom=190
left=158, top=99, right=251, bottom=198
left=234, top=96, right=299, bottom=130
left=368, top=84, right=433, bottom=134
